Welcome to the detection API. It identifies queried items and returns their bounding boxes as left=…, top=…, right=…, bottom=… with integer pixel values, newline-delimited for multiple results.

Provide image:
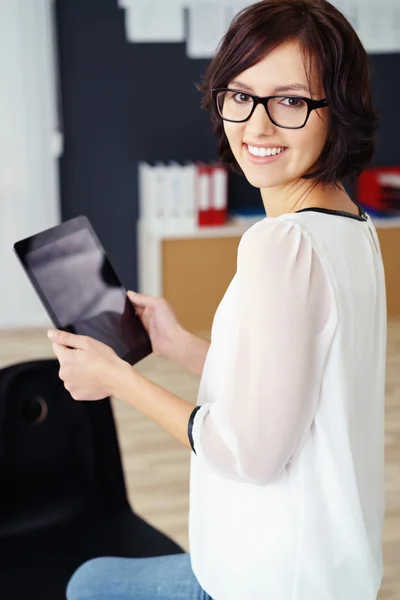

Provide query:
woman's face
left=223, top=40, right=330, bottom=190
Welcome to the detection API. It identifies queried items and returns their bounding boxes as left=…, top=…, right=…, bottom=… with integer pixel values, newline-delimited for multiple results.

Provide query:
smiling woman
left=214, top=41, right=334, bottom=199
left=198, top=1, right=378, bottom=196
left=65, top=2, right=387, bottom=600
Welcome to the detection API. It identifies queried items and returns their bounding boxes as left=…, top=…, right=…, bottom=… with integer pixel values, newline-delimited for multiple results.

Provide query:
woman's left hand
left=48, top=329, right=127, bottom=401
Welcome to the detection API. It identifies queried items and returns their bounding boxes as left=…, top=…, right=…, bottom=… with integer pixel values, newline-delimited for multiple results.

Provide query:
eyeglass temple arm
left=312, top=99, right=329, bottom=108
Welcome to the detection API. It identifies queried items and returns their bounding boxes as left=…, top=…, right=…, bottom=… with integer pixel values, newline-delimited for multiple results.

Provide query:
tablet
left=13, top=215, right=152, bottom=365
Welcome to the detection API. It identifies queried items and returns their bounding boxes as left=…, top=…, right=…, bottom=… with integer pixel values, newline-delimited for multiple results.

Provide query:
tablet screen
left=14, top=216, right=152, bottom=365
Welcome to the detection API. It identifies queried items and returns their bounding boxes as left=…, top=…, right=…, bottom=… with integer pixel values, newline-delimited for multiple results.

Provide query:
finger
left=47, top=329, right=87, bottom=349
left=135, top=306, right=145, bottom=318
left=51, top=341, right=71, bottom=361
left=127, top=290, right=157, bottom=308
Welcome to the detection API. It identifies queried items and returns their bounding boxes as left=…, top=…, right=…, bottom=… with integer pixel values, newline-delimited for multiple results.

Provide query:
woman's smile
left=244, top=143, right=288, bottom=165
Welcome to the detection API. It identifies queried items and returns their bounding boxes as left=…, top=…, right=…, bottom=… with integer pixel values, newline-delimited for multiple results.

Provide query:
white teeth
left=247, top=145, right=285, bottom=157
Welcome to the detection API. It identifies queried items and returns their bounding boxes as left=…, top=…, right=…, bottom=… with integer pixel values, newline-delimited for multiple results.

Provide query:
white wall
left=0, top=0, right=61, bottom=330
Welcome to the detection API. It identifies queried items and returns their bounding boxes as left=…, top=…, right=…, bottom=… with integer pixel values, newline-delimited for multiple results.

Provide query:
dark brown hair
left=197, top=0, right=379, bottom=184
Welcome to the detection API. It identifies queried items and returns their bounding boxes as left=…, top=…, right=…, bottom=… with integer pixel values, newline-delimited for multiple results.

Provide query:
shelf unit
left=138, top=216, right=400, bottom=331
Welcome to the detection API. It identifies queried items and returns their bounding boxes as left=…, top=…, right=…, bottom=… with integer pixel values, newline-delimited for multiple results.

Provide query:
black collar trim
left=295, top=203, right=367, bottom=222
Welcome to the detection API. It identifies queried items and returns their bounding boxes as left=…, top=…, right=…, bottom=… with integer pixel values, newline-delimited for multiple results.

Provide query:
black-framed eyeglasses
left=211, top=88, right=329, bottom=129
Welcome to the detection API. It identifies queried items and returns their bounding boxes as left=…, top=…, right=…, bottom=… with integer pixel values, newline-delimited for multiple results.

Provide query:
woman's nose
left=244, top=102, right=276, bottom=138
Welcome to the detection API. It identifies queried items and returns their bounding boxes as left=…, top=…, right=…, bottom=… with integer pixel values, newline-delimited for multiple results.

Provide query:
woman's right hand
left=127, top=290, right=184, bottom=359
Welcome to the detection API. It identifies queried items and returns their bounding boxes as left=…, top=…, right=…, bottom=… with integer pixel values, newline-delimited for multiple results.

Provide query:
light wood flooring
left=0, top=323, right=399, bottom=599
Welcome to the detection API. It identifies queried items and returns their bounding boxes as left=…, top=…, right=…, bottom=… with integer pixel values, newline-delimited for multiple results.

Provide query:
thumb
left=47, top=329, right=85, bottom=350
left=127, top=290, right=157, bottom=308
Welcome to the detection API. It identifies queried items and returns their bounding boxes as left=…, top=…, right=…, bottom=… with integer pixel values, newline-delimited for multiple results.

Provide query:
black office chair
left=0, top=358, right=183, bottom=600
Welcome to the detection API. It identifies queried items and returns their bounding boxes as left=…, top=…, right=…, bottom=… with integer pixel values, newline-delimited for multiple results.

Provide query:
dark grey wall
left=55, top=0, right=400, bottom=290
left=370, top=54, right=400, bottom=167
left=55, top=0, right=262, bottom=291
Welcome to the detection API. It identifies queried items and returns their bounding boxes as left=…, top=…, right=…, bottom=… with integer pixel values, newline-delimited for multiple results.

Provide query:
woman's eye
left=233, top=92, right=251, bottom=103
left=281, top=97, right=306, bottom=108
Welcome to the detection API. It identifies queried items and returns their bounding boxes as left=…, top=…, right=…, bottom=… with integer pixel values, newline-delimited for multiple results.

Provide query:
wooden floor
left=0, top=323, right=399, bottom=598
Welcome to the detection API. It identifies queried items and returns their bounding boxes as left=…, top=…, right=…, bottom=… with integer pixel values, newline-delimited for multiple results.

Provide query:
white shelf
left=139, top=214, right=400, bottom=240
left=137, top=215, right=400, bottom=298
left=137, top=217, right=260, bottom=241
left=369, top=216, right=400, bottom=228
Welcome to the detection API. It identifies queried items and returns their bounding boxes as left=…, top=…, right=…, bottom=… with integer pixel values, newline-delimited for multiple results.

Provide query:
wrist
left=163, top=325, right=190, bottom=363
left=108, top=357, right=133, bottom=398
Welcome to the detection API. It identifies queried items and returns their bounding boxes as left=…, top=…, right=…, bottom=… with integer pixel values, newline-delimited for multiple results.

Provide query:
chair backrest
left=0, top=359, right=128, bottom=537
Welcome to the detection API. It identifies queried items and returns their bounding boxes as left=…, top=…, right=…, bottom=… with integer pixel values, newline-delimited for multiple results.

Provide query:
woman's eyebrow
left=273, top=83, right=311, bottom=94
left=229, top=81, right=311, bottom=95
left=229, top=80, right=255, bottom=92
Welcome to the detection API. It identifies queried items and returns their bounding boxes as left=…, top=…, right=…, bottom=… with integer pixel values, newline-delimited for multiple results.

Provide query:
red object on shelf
left=196, top=163, right=213, bottom=226
left=210, top=163, right=228, bottom=225
left=357, top=167, right=400, bottom=214
left=196, top=162, right=229, bottom=227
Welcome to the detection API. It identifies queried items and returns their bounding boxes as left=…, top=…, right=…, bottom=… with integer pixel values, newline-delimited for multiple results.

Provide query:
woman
left=59, top=0, right=386, bottom=598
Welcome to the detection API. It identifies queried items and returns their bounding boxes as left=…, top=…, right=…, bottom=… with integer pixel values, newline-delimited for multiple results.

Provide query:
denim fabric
left=66, top=553, right=213, bottom=600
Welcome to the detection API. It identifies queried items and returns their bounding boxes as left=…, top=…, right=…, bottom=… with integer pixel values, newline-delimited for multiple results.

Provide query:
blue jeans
left=66, top=553, right=213, bottom=600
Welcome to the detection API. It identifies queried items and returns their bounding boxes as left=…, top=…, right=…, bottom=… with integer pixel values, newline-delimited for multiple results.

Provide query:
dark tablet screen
left=13, top=216, right=152, bottom=365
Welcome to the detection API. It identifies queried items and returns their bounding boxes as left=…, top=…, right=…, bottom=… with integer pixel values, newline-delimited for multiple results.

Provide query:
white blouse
left=188, top=207, right=387, bottom=600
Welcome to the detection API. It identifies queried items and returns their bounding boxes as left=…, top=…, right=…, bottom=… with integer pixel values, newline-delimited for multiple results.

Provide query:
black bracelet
left=188, top=405, right=201, bottom=454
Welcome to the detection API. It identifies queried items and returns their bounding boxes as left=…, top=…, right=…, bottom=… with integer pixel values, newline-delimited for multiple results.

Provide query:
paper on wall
left=124, top=0, right=185, bottom=43
left=356, top=0, right=400, bottom=53
left=186, top=2, right=232, bottom=58
left=120, top=0, right=400, bottom=55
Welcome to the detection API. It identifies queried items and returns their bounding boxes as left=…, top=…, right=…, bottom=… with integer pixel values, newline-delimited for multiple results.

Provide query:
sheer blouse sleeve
left=189, top=218, right=337, bottom=486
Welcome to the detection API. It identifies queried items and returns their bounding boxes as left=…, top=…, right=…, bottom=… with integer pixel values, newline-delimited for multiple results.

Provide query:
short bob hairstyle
left=197, top=0, right=379, bottom=185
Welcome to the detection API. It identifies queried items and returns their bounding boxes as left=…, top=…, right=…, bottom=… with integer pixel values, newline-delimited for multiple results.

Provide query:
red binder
left=210, top=163, right=228, bottom=225
left=196, top=163, right=213, bottom=226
